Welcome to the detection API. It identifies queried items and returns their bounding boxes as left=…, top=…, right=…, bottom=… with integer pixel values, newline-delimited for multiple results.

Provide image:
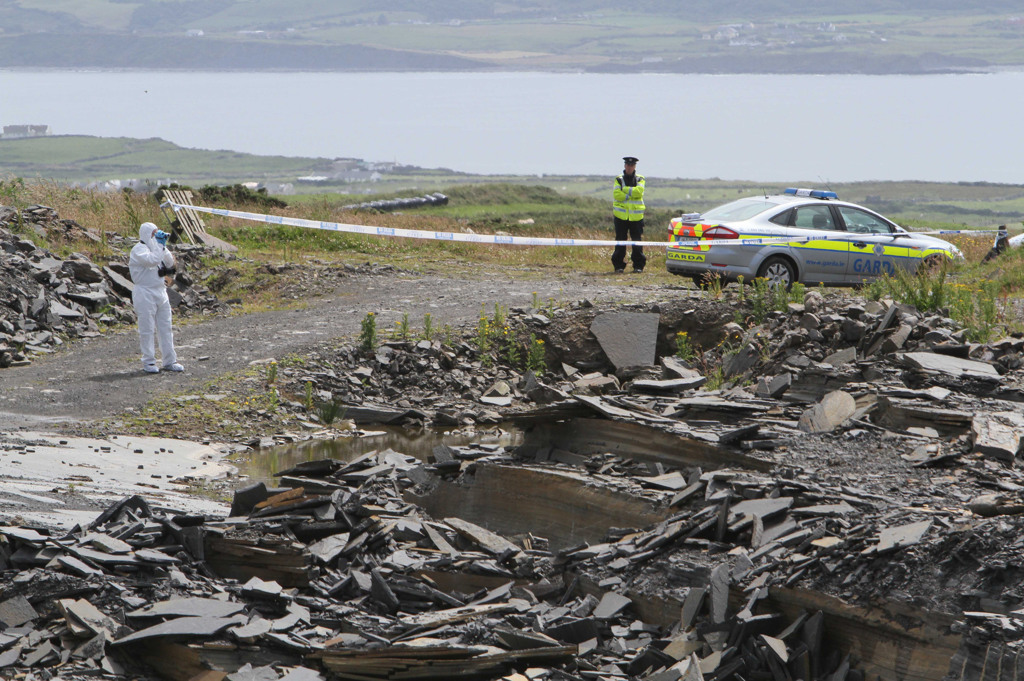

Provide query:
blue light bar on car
left=784, top=187, right=838, bottom=199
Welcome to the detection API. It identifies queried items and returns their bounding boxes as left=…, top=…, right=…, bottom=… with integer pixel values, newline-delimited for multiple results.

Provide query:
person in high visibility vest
left=612, top=156, right=646, bottom=273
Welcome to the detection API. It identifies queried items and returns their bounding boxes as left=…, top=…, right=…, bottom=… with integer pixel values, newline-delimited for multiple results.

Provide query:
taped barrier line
left=162, top=201, right=1011, bottom=250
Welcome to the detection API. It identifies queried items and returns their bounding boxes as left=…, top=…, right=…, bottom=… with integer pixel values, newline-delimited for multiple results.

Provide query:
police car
left=666, top=188, right=963, bottom=289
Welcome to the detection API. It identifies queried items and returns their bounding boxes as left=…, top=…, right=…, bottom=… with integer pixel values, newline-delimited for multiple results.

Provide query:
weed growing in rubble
left=359, top=312, right=377, bottom=353
left=421, top=313, right=434, bottom=341
left=304, top=381, right=314, bottom=412
left=674, top=331, right=695, bottom=361
left=316, top=399, right=346, bottom=425
left=864, top=266, right=1007, bottom=341
left=395, top=313, right=411, bottom=341
left=749, top=278, right=786, bottom=327
left=475, top=310, right=493, bottom=365
left=526, top=334, right=546, bottom=373
left=789, top=282, right=806, bottom=303
left=949, top=280, right=1003, bottom=341
left=265, top=387, right=279, bottom=413
left=702, top=275, right=723, bottom=300
left=265, top=360, right=278, bottom=385
left=503, top=326, right=522, bottom=367
left=704, top=366, right=725, bottom=391
left=475, top=303, right=513, bottom=366
left=532, top=291, right=540, bottom=309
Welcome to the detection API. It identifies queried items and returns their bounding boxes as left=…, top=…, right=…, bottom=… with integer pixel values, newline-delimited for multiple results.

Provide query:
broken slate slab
left=868, top=520, right=933, bottom=555
left=755, top=373, right=791, bottom=399
left=902, top=352, right=1000, bottom=379
left=823, top=347, right=856, bottom=366
left=0, top=595, right=38, bottom=628
left=593, top=592, right=632, bottom=619
left=114, top=614, right=248, bottom=645
left=128, top=598, right=246, bottom=619
left=226, top=664, right=281, bottom=681
left=278, top=668, right=326, bottom=681
left=590, top=312, right=659, bottom=371
left=308, top=533, right=351, bottom=564
left=632, top=376, right=707, bottom=394
left=445, top=517, right=522, bottom=557
left=971, top=412, right=1024, bottom=462
left=797, top=390, right=856, bottom=433
left=661, top=355, right=701, bottom=380
left=60, top=599, right=122, bottom=639
left=231, top=617, right=273, bottom=642
left=723, top=344, right=759, bottom=379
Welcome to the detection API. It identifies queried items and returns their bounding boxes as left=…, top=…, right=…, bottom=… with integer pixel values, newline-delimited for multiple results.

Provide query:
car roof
left=762, top=195, right=870, bottom=211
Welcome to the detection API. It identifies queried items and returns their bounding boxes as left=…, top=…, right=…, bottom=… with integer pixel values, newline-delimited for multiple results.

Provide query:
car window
left=793, top=205, right=838, bottom=231
left=701, top=198, right=780, bottom=222
left=769, top=208, right=793, bottom=226
left=837, top=206, right=893, bottom=234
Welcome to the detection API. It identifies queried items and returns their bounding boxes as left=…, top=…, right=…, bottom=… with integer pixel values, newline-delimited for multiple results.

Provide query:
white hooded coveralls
left=128, top=222, right=178, bottom=369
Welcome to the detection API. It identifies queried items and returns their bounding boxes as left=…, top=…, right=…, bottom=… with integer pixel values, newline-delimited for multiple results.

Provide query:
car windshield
left=701, top=198, right=781, bottom=223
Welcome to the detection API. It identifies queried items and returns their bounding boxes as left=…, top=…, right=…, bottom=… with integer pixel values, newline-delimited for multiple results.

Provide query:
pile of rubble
left=0, top=441, right=887, bottom=681
left=0, top=204, right=225, bottom=368
left=3, top=414, right=1023, bottom=680
left=265, top=288, right=1024, bottom=447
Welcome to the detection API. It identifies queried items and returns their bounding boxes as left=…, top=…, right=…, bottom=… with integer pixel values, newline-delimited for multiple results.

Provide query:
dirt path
left=0, top=266, right=684, bottom=429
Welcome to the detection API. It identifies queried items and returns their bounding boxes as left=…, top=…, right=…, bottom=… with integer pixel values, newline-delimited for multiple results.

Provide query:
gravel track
left=0, top=267, right=683, bottom=429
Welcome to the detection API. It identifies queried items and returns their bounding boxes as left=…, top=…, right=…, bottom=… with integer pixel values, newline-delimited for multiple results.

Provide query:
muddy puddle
left=230, top=424, right=523, bottom=487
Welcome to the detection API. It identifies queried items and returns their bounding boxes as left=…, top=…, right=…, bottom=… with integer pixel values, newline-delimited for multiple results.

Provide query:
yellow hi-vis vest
left=613, top=174, right=646, bottom=221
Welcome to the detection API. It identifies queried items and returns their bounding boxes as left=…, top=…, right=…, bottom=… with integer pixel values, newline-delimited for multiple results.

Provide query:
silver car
left=665, top=188, right=962, bottom=288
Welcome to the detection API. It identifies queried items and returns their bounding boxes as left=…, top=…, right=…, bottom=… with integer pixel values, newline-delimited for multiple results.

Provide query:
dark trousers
left=612, top=217, right=646, bottom=271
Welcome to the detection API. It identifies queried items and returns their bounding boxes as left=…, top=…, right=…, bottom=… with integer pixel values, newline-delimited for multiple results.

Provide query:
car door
left=786, top=204, right=850, bottom=283
left=837, top=206, right=909, bottom=281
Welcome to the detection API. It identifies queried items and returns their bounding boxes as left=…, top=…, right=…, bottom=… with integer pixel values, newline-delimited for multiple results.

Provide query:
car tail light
left=701, top=225, right=738, bottom=240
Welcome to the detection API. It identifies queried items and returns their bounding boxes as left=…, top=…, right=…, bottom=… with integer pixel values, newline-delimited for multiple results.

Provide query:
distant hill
left=0, top=1, right=1021, bottom=72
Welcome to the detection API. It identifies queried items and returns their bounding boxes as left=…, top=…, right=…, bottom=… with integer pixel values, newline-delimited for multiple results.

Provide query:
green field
left=1, top=1, right=1022, bottom=72
left=2, top=134, right=1023, bottom=233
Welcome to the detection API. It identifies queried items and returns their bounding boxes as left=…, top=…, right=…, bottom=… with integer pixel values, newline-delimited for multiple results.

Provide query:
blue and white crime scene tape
left=162, top=201, right=1011, bottom=249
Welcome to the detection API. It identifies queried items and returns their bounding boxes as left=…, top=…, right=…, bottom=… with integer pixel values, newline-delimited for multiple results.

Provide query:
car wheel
left=920, top=254, right=945, bottom=273
left=692, top=272, right=723, bottom=289
left=756, top=256, right=796, bottom=290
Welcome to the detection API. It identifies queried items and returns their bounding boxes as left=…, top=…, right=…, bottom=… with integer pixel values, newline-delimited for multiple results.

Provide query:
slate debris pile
left=0, top=205, right=223, bottom=369
left=261, top=290, right=1024, bottom=447
left=0, top=445, right=854, bottom=681
left=225, top=290, right=1024, bottom=677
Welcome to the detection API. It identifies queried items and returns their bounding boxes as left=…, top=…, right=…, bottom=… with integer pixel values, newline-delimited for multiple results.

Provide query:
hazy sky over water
left=1, top=70, right=1021, bottom=183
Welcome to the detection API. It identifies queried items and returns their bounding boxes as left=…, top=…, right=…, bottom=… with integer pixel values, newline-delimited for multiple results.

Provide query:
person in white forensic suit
left=128, top=222, right=184, bottom=374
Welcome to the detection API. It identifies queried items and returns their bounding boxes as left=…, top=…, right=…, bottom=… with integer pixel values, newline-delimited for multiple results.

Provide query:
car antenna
left=819, top=176, right=834, bottom=192
left=762, top=187, right=769, bottom=198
